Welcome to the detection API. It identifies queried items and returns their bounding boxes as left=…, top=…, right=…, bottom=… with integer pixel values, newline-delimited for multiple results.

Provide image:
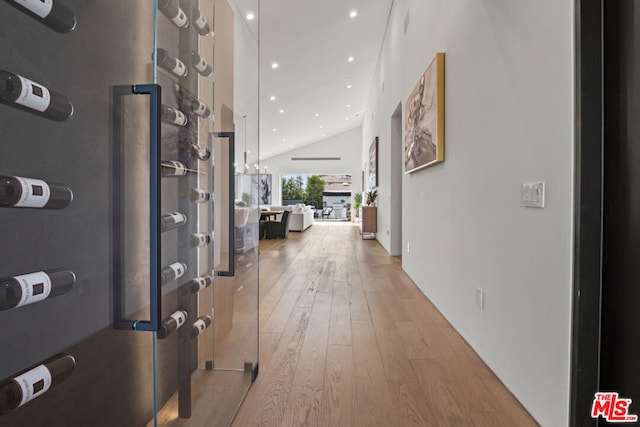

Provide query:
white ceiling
left=230, top=0, right=394, bottom=161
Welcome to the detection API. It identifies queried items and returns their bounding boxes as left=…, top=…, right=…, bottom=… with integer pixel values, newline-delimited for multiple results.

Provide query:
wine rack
left=0, top=0, right=81, bottom=419
left=156, top=0, right=215, bottom=419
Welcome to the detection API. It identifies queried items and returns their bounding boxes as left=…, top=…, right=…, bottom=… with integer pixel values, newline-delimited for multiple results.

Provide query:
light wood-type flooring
left=232, top=223, right=539, bottom=426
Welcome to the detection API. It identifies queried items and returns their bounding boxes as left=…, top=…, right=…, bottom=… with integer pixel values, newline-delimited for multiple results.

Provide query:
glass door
left=148, top=0, right=217, bottom=424
left=0, top=1, right=257, bottom=425
left=150, top=0, right=259, bottom=425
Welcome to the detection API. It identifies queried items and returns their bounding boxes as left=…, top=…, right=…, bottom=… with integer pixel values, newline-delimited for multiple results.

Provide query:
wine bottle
left=191, top=143, right=211, bottom=161
left=161, top=104, right=187, bottom=126
left=172, top=83, right=211, bottom=118
left=191, top=51, right=213, bottom=77
left=0, top=353, right=75, bottom=415
left=158, top=0, right=188, bottom=29
left=157, top=310, right=187, bottom=339
left=189, top=275, right=212, bottom=293
left=0, top=70, right=73, bottom=121
left=160, top=261, right=187, bottom=285
left=0, top=268, right=75, bottom=311
left=190, top=188, right=211, bottom=203
left=191, top=98, right=211, bottom=118
left=160, top=212, right=187, bottom=232
left=161, top=160, right=187, bottom=177
left=177, top=130, right=211, bottom=160
left=192, top=7, right=211, bottom=36
left=154, top=48, right=188, bottom=77
left=5, top=0, right=77, bottom=33
left=190, top=233, right=211, bottom=248
left=191, top=315, right=212, bottom=337
left=0, top=176, right=73, bottom=209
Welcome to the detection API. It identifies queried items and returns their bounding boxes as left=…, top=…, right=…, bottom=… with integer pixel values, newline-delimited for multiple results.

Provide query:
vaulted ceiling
left=230, top=0, right=394, bottom=160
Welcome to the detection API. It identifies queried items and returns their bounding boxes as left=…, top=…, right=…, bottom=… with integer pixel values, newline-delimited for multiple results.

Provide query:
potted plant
left=365, top=189, right=378, bottom=206
left=353, top=193, right=362, bottom=217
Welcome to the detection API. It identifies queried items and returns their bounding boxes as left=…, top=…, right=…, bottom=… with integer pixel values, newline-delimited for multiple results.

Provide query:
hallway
left=232, top=223, right=538, bottom=426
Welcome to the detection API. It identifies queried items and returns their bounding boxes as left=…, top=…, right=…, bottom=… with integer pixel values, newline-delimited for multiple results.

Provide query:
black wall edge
left=570, top=1, right=603, bottom=426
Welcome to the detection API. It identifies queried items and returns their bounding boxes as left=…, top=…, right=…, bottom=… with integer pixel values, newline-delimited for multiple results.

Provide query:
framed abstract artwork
left=368, top=136, right=378, bottom=188
left=250, top=174, right=272, bottom=205
left=259, top=174, right=272, bottom=205
left=404, top=52, right=445, bottom=173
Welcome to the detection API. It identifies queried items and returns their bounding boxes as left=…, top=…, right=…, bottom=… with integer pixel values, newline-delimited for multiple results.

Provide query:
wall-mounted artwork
left=368, top=136, right=378, bottom=188
left=259, top=174, right=272, bottom=205
left=404, top=52, right=445, bottom=173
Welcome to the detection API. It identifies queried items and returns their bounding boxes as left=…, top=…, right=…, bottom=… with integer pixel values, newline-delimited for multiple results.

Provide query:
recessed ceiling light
left=282, top=138, right=286, bottom=142
left=319, top=125, right=324, bottom=129
left=279, top=109, right=284, bottom=114
left=347, top=84, right=352, bottom=89
left=272, top=128, right=277, bottom=132
left=348, top=56, right=354, bottom=62
left=321, top=134, right=326, bottom=137
left=246, top=12, right=255, bottom=20
left=346, top=104, right=351, bottom=108
left=270, top=95, right=276, bottom=101
left=289, top=145, right=293, bottom=148
left=271, top=62, right=279, bottom=69
left=314, top=113, right=319, bottom=117
left=345, top=117, right=350, bottom=120
left=349, top=10, right=357, bottom=18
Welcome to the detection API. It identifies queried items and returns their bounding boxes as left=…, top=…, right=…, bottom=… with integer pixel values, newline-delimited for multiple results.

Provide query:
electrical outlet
left=476, top=288, right=485, bottom=309
left=522, top=182, right=545, bottom=208
left=407, top=243, right=411, bottom=253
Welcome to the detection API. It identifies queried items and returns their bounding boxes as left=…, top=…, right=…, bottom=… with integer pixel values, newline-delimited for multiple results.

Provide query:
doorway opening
left=280, top=173, right=353, bottom=221
left=390, top=102, right=403, bottom=256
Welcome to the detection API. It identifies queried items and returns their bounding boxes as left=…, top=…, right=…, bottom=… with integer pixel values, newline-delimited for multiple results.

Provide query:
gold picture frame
left=404, top=52, right=445, bottom=173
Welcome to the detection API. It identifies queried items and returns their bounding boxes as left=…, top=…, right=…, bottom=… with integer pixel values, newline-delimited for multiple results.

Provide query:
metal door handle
left=215, top=131, right=235, bottom=277
left=112, top=83, right=162, bottom=332
left=131, top=84, right=162, bottom=331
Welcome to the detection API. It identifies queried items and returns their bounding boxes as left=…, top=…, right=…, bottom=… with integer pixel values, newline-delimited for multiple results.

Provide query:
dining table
left=260, top=210, right=283, bottom=221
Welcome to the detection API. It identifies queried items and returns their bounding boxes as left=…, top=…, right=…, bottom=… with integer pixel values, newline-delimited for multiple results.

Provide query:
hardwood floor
left=232, top=223, right=539, bottom=426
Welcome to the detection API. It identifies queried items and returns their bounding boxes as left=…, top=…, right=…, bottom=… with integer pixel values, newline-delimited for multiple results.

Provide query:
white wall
left=362, top=1, right=574, bottom=425
left=261, top=127, right=362, bottom=205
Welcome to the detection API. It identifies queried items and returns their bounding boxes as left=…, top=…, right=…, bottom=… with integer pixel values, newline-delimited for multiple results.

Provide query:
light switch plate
left=522, top=182, right=545, bottom=208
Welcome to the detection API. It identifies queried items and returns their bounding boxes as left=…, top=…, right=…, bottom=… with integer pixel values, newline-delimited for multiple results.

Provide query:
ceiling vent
left=291, top=157, right=341, bottom=161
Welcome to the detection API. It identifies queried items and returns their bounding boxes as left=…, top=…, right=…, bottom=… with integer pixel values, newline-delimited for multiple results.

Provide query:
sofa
left=289, top=204, right=314, bottom=231
left=269, top=204, right=313, bottom=231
